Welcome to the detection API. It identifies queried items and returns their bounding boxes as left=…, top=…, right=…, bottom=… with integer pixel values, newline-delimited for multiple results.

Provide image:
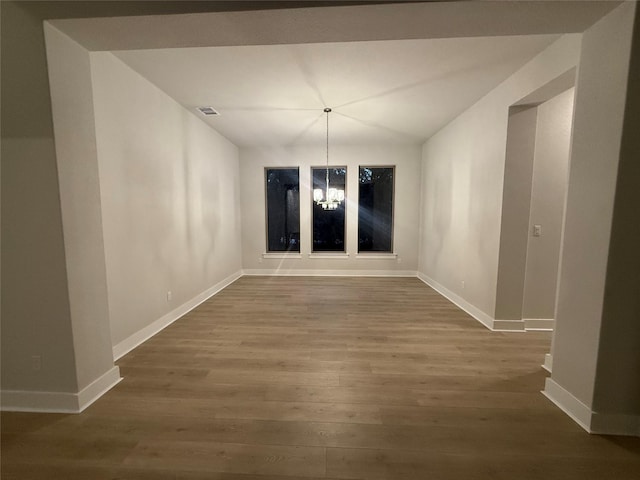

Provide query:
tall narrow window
left=312, top=167, right=346, bottom=252
left=358, top=166, right=394, bottom=253
left=265, top=168, right=300, bottom=252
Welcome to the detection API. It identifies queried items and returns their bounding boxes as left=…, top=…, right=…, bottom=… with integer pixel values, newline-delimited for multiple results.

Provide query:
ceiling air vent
left=197, top=106, right=220, bottom=116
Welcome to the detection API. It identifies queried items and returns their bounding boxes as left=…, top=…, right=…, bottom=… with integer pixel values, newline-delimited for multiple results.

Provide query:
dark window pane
left=312, top=167, right=346, bottom=252
left=265, top=168, right=300, bottom=252
left=358, top=167, right=394, bottom=252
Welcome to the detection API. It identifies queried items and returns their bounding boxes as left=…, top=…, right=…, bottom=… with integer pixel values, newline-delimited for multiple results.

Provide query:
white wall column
left=544, top=1, right=639, bottom=436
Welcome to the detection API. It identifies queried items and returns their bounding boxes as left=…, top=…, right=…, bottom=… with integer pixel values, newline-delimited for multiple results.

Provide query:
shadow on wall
left=427, top=155, right=454, bottom=274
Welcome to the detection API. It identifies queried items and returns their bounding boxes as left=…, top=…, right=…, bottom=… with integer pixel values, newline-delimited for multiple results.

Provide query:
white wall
left=418, top=34, right=581, bottom=320
left=546, top=1, right=638, bottom=428
left=240, top=144, right=421, bottom=274
left=494, top=105, right=537, bottom=322
left=2, top=23, right=124, bottom=412
left=591, top=1, right=640, bottom=422
left=521, top=88, right=574, bottom=320
left=1, top=3, right=81, bottom=398
left=1, top=137, right=79, bottom=395
left=91, top=53, right=242, bottom=350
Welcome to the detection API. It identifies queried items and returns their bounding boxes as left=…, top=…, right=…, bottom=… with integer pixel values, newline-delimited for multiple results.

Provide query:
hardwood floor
left=2, top=276, right=639, bottom=479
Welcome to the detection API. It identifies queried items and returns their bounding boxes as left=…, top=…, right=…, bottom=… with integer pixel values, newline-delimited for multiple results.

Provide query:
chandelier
left=313, top=107, right=344, bottom=210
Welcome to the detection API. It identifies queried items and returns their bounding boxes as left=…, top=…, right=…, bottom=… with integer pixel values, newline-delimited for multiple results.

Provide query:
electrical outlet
left=461, top=280, right=465, bottom=289
left=167, top=291, right=172, bottom=302
left=397, top=257, right=402, bottom=264
left=31, top=355, right=41, bottom=372
left=533, top=224, right=542, bottom=237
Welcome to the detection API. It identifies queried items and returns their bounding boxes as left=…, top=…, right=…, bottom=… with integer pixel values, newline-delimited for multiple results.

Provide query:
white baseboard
left=112, top=270, right=243, bottom=360
left=492, top=319, right=526, bottom=332
left=524, top=318, right=555, bottom=331
left=415, top=273, right=555, bottom=333
left=76, top=366, right=122, bottom=412
left=1, top=389, right=80, bottom=413
left=543, top=378, right=640, bottom=436
left=417, top=272, right=497, bottom=331
left=1, top=366, right=121, bottom=413
left=542, top=353, right=553, bottom=373
left=542, top=377, right=592, bottom=432
left=243, top=269, right=417, bottom=277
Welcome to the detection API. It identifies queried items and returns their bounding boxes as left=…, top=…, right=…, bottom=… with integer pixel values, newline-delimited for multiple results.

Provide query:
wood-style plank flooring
left=2, top=276, right=639, bottom=479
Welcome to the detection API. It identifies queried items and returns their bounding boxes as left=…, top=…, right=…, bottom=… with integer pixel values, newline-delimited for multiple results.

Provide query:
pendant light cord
left=325, top=107, right=331, bottom=193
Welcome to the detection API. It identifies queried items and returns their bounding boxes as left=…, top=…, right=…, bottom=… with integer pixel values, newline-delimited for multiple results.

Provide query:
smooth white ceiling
left=114, top=35, right=560, bottom=147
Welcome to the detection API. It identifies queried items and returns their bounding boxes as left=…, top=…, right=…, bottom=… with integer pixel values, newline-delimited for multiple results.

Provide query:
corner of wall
left=542, top=377, right=592, bottom=432
left=543, top=377, right=640, bottom=437
left=1, top=366, right=121, bottom=414
left=417, top=272, right=500, bottom=331
left=112, top=270, right=243, bottom=360
left=43, top=18, right=117, bottom=402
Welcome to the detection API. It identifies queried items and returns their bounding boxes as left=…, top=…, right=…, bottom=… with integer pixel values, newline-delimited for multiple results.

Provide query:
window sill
left=262, top=252, right=302, bottom=259
left=355, top=253, right=398, bottom=259
left=308, top=252, right=349, bottom=259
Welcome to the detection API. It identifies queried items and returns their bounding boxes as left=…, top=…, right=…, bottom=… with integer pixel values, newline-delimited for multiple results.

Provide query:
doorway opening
left=495, top=69, right=576, bottom=351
